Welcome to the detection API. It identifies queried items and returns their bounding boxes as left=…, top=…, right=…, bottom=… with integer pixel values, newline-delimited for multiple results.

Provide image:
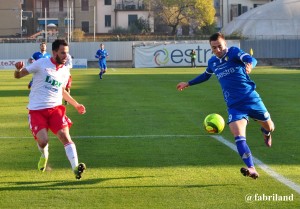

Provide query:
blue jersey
left=31, top=52, right=51, bottom=61
left=95, top=49, right=108, bottom=64
left=188, top=47, right=258, bottom=107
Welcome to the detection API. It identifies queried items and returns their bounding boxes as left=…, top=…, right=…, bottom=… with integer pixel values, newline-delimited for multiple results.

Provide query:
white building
left=96, top=0, right=154, bottom=33
left=7, top=0, right=153, bottom=39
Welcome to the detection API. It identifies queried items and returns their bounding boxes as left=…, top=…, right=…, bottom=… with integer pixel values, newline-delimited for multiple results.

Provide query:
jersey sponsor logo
left=44, top=85, right=59, bottom=93
left=216, top=67, right=235, bottom=79
left=45, top=75, right=62, bottom=88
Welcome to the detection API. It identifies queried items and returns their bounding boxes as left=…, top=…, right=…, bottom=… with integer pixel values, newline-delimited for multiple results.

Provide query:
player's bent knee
left=37, top=140, right=48, bottom=148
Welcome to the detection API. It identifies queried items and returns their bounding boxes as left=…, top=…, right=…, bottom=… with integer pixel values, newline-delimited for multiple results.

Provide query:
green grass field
left=0, top=67, right=299, bottom=208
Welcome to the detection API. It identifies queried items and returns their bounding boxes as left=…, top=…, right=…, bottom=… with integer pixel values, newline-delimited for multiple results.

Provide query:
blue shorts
left=227, top=100, right=270, bottom=124
left=98, top=61, right=107, bottom=70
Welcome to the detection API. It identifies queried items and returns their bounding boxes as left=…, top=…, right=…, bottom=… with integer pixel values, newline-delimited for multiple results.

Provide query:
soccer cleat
left=240, top=167, right=259, bottom=180
left=261, top=128, right=272, bottom=147
left=38, top=156, right=48, bottom=172
left=74, top=163, right=86, bottom=180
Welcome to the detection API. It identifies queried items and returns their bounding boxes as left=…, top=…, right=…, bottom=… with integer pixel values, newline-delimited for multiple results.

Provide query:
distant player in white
left=14, top=39, right=86, bottom=179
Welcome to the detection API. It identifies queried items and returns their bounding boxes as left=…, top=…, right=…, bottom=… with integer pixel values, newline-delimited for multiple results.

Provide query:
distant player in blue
left=177, top=32, right=275, bottom=179
left=27, top=42, right=51, bottom=89
left=95, top=43, right=108, bottom=79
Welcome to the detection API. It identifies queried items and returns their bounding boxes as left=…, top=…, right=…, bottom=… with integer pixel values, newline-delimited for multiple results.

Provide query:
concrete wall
left=1, top=39, right=300, bottom=68
left=0, top=41, right=135, bottom=61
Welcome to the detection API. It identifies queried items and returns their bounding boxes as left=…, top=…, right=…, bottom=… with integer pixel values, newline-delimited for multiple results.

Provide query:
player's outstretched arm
left=14, top=61, right=29, bottom=79
left=63, top=89, right=86, bottom=114
left=178, top=71, right=212, bottom=91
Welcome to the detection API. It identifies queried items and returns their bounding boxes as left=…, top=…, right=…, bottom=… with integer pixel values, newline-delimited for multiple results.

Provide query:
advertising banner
left=0, top=59, right=27, bottom=69
left=133, top=41, right=239, bottom=68
left=0, top=59, right=88, bottom=69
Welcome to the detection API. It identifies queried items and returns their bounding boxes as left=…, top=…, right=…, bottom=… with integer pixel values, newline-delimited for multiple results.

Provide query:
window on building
left=242, top=6, right=248, bottom=14
left=254, top=4, right=263, bottom=8
left=237, top=4, right=242, bottom=16
left=105, top=0, right=112, bottom=5
left=128, top=15, right=138, bottom=26
left=81, top=0, right=89, bottom=11
left=105, top=15, right=111, bottom=27
left=59, top=0, right=63, bottom=12
left=82, top=21, right=89, bottom=33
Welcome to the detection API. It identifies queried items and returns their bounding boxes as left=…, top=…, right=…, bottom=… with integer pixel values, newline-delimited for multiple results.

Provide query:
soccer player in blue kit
left=95, top=43, right=108, bottom=79
left=177, top=32, right=275, bottom=179
left=27, top=42, right=51, bottom=89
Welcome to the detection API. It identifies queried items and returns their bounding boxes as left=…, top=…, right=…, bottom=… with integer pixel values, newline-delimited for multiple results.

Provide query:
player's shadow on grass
left=0, top=90, right=31, bottom=97
left=0, top=176, right=236, bottom=191
left=0, top=176, right=152, bottom=191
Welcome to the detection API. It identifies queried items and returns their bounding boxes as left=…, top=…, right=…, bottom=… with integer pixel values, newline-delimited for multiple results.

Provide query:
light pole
left=94, top=6, right=96, bottom=42
left=45, top=8, right=47, bottom=42
left=20, top=9, right=23, bottom=39
left=67, top=0, right=70, bottom=43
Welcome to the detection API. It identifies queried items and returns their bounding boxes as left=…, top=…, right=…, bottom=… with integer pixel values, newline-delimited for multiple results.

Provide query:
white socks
left=37, top=143, right=49, bottom=159
left=37, top=142, right=79, bottom=170
left=64, top=142, right=79, bottom=170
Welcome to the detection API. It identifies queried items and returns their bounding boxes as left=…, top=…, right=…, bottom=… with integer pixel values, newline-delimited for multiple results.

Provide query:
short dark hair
left=52, top=39, right=68, bottom=51
left=209, top=32, right=225, bottom=43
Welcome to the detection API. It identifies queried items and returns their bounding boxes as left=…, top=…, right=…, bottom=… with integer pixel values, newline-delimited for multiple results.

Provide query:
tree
left=72, top=28, right=85, bottom=41
left=134, top=17, right=151, bottom=34
left=148, top=0, right=215, bottom=35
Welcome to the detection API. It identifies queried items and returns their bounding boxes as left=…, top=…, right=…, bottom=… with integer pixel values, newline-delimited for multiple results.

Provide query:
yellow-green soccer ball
left=203, top=113, right=225, bottom=134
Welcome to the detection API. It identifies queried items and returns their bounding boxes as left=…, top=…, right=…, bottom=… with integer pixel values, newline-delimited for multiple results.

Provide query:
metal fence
left=241, top=39, right=300, bottom=59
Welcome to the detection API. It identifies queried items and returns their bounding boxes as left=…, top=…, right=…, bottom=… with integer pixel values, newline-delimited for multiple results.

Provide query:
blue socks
left=235, top=136, right=254, bottom=168
left=261, top=127, right=271, bottom=136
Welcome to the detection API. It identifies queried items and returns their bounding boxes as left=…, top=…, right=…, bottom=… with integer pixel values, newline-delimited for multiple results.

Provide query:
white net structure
left=222, top=0, right=300, bottom=39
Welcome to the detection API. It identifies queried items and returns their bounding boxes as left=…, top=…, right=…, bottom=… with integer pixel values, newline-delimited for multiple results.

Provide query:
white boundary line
left=1, top=134, right=299, bottom=194
left=211, top=135, right=300, bottom=195
left=0, top=135, right=207, bottom=139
